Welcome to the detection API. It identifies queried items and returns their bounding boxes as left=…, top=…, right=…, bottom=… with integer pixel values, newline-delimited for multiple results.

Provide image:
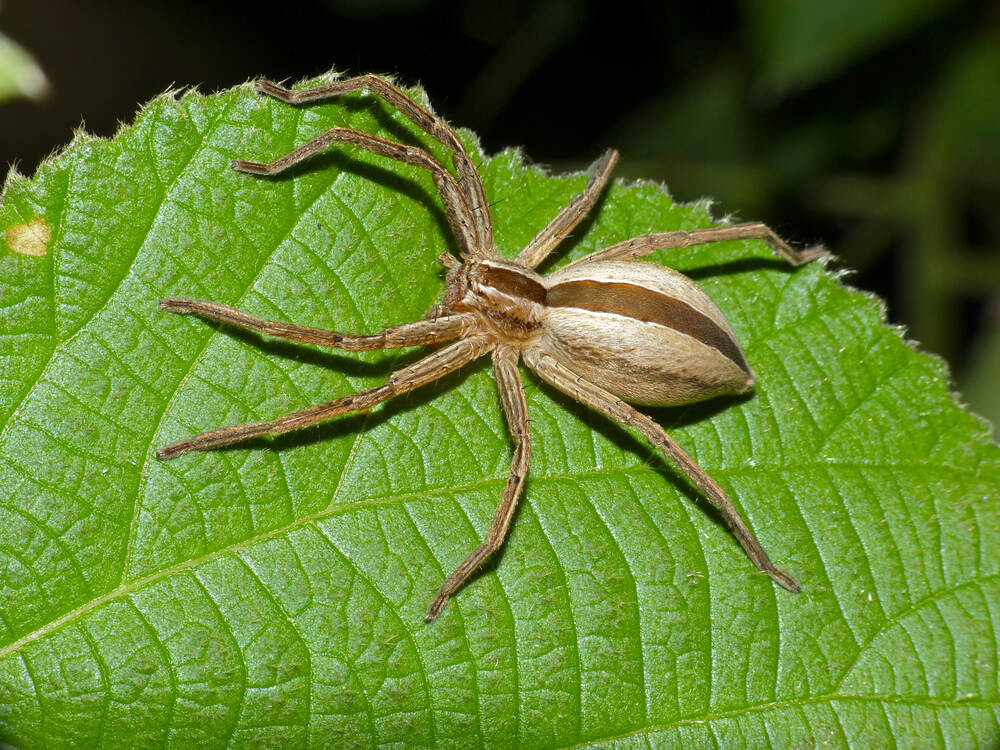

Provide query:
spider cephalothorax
left=157, top=73, right=823, bottom=621
left=442, top=258, right=548, bottom=338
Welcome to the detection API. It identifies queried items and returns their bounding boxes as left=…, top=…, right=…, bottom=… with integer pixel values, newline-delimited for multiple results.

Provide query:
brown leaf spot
left=6, top=217, right=51, bottom=257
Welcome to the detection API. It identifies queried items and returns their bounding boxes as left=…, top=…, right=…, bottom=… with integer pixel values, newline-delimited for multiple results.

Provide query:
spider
left=157, top=74, right=824, bottom=621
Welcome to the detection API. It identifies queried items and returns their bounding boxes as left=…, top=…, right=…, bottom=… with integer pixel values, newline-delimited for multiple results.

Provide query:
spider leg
left=516, top=148, right=619, bottom=269
left=256, top=75, right=494, bottom=253
left=159, top=298, right=475, bottom=350
left=157, top=335, right=492, bottom=459
left=523, top=349, right=800, bottom=593
left=233, top=126, right=481, bottom=260
left=426, top=345, right=530, bottom=621
left=564, top=221, right=827, bottom=270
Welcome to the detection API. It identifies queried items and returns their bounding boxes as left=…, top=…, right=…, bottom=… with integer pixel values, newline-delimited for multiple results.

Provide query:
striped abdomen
left=529, top=260, right=754, bottom=406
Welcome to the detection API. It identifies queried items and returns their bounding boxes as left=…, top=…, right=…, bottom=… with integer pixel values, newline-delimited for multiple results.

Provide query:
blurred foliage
left=743, top=0, right=961, bottom=97
left=0, top=30, right=47, bottom=104
left=966, top=303, right=1000, bottom=430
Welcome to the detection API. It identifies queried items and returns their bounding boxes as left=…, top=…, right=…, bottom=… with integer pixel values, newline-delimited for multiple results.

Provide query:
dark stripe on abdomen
left=547, top=279, right=750, bottom=373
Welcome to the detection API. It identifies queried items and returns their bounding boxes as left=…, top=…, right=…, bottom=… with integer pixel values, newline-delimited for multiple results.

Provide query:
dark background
left=3, top=0, right=999, bottom=429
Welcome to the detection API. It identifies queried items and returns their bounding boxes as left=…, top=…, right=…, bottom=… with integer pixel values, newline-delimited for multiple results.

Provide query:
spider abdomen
left=533, top=260, right=754, bottom=406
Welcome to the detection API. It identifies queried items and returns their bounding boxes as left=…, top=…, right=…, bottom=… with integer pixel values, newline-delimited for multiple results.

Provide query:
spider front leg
left=523, top=350, right=800, bottom=593
left=232, top=124, right=484, bottom=259
left=565, top=221, right=827, bottom=270
left=159, top=297, right=474, bottom=351
left=157, top=335, right=492, bottom=459
left=426, top=345, right=531, bottom=621
left=255, top=75, right=494, bottom=248
left=516, top=148, right=619, bottom=269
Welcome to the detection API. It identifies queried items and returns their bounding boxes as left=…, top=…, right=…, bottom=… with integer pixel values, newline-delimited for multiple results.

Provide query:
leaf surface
left=1, top=77, right=998, bottom=749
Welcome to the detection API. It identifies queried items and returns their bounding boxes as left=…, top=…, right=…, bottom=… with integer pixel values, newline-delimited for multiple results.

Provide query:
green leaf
left=2, top=77, right=998, bottom=749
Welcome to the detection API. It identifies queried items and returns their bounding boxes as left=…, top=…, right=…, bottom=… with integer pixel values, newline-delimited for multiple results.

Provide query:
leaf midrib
left=2, top=454, right=989, bottom=656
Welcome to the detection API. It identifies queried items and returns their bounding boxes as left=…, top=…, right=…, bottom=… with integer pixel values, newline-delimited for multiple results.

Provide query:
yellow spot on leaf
left=6, top=217, right=51, bottom=257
